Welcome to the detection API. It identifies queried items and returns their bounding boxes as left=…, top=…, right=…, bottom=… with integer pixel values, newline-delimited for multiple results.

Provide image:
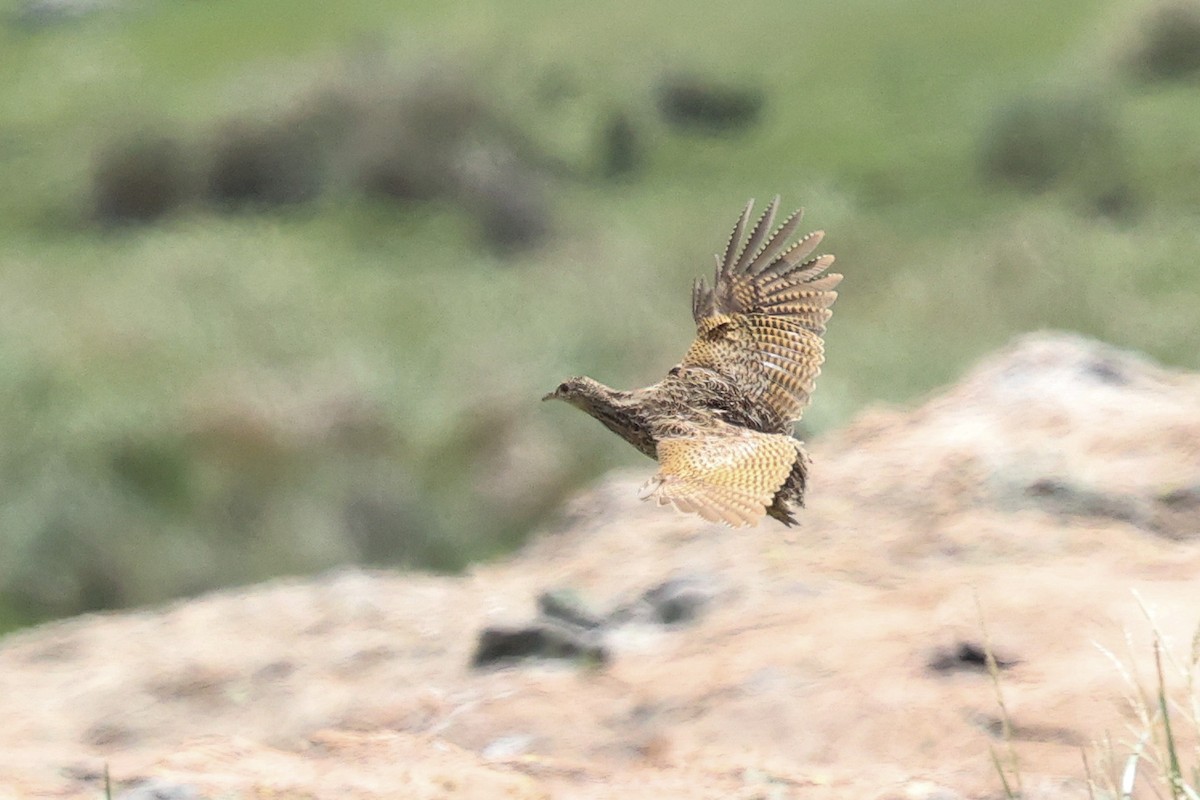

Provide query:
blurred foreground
left=1, top=334, right=1198, bottom=799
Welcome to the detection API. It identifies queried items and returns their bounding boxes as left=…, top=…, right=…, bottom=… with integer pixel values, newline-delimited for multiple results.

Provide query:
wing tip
left=719, top=199, right=757, bottom=274
left=637, top=474, right=665, bottom=500
left=734, top=198, right=781, bottom=271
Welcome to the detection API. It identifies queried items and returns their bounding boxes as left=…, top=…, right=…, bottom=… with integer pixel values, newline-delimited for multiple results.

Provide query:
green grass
left=3, top=0, right=1200, bottom=629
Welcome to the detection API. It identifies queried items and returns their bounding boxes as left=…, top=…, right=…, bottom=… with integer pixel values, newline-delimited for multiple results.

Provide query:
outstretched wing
left=638, top=424, right=798, bottom=528
left=686, top=197, right=841, bottom=424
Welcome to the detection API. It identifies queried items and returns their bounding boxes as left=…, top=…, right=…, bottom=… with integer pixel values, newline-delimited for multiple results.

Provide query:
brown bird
left=544, top=197, right=841, bottom=527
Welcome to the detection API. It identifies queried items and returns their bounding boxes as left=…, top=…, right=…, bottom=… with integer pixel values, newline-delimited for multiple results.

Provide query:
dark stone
left=537, top=590, right=605, bottom=630
left=1159, top=486, right=1200, bottom=509
left=641, top=577, right=712, bottom=625
left=1021, top=477, right=1148, bottom=528
left=1083, top=356, right=1130, bottom=385
left=608, top=574, right=716, bottom=627
left=471, top=622, right=607, bottom=668
left=928, top=640, right=1019, bottom=674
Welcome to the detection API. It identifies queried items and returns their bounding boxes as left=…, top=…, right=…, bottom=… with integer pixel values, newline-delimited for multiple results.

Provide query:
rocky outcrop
left=1, top=332, right=1197, bottom=799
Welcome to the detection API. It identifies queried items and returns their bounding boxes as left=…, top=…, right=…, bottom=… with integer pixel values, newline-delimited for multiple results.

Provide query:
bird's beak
left=541, top=392, right=556, bottom=402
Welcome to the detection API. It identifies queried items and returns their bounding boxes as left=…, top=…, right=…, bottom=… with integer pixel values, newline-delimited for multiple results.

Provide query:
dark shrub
left=343, top=492, right=463, bottom=570
left=345, top=75, right=486, bottom=202
left=979, top=94, right=1123, bottom=191
left=109, top=437, right=193, bottom=513
left=351, top=128, right=454, bottom=203
left=599, top=109, right=641, bottom=178
left=10, top=0, right=110, bottom=30
left=1128, top=1, right=1200, bottom=81
left=204, top=119, right=324, bottom=208
left=657, top=74, right=765, bottom=134
left=92, top=135, right=193, bottom=223
left=462, top=172, right=551, bottom=255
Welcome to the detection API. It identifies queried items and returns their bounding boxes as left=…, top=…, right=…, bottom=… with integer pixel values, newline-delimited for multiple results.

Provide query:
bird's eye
left=556, top=382, right=570, bottom=394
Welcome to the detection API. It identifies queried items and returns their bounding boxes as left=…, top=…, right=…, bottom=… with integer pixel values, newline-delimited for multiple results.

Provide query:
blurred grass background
left=1, top=0, right=1199, bottom=631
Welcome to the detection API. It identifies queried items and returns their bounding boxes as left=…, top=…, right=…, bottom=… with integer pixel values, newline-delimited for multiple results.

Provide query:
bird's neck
left=571, top=379, right=655, bottom=457
left=571, top=378, right=630, bottom=424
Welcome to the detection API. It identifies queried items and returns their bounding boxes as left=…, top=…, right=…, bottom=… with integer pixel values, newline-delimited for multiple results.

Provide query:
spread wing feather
left=638, top=425, right=797, bottom=528
left=686, top=197, right=841, bottom=424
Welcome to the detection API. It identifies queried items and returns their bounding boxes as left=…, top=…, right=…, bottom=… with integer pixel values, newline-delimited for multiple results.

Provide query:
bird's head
left=542, top=376, right=600, bottom=406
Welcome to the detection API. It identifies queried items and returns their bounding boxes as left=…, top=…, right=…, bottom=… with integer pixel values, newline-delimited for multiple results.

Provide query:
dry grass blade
left=991, top=745, right=1018, bottom=800
left=1121, top=743, right=1142, bottom=800
left=1088, top=596, right=1199, bottom=800
left=1157, top=641, right=1187, bottom=800
left=976, top=591, right=1024, bottom=798
left=1082, top=749, right=1099, bottom=800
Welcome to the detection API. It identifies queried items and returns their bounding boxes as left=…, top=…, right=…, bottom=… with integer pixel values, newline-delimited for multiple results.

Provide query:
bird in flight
left=544, top=197, right=841, bottom=527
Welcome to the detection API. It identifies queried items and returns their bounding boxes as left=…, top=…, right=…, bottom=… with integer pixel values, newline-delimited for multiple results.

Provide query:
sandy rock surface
left=2, top=332, right=1198, bottom=799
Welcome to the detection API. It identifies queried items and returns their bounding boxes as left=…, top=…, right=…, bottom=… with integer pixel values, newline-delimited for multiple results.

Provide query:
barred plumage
left=545, top=197, right=842, bottom=527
